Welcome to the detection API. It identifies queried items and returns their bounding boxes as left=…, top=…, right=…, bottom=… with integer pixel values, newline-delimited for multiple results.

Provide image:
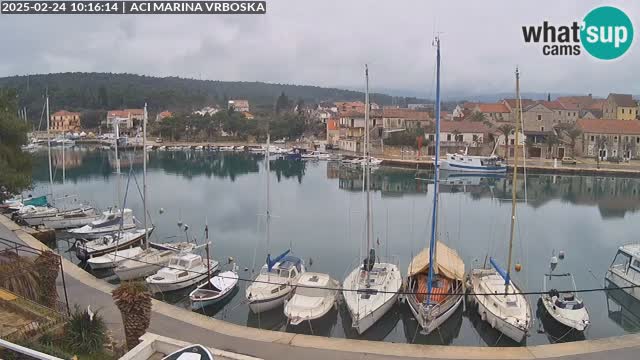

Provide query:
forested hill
left=0, top=73, right=421, bottom=119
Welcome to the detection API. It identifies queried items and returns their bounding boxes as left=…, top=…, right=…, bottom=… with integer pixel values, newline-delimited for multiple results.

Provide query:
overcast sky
left=1, top=0, right=639, bottom=98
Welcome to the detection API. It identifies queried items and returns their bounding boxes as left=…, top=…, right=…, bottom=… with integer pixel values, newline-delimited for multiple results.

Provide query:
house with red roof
left=50, top=110, right=82, bottom=133
left=155, top=111, right=173, bottom=122
left=425, top=121, right=493, bottom=146
left=106, top=109, right=144, bottom=130
left=473, top=103, right=511, bottom=123
left=576, top=119, right=640, bottom=160
left=603, top=93, right=638, bottom=120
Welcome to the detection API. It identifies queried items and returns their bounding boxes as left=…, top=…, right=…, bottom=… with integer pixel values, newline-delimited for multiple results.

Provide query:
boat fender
left=490, top=316, right=496, bottom=328
left=481, top=311, right=487, bottom=322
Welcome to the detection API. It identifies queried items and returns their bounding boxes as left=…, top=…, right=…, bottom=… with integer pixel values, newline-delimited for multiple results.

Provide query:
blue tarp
left=266, top=249, right=291, bottom=272
left=23, top=196, right=48, bottom=207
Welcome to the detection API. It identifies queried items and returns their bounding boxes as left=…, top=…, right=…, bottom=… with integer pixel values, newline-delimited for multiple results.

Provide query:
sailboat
left=245, top=135, right=306, bottom=313
left=405, top=37, right=466, bottom=334
left=68, top=207, right=136, bottom=239
left=115, top=104, right=193, bottom=281
left=467, top=68, right=532, bottom=343
left=342, top=65, right=402, bottom=335
left=18, top=95, right=98, bottom=228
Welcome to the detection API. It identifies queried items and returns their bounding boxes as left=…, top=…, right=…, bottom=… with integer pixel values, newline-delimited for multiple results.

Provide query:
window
left=622, top=109, right=625, bottom=114
left=637, top=137, right=639, bottom=144
left=429, top=134, right=434, bottom=141
left=510, top=139, right=515, bottom=145
left=537, top=115, right=542, bottom=121
left=614, top=136, right=618, bottom=142
left=447, top=134, right=452, bottom=141
left=472, top=134, right=479, bottom=142
left=591, top=135, right=595, bottom=141
left=541, top=126, right=545, bottom=131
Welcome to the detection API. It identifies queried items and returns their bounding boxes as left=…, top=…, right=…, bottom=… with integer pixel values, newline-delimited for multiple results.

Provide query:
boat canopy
left=266, top=249, right=290, bottom=272
left=407, top=241, right=465, bottom=280
left=23, top=196, right=48, bottom=207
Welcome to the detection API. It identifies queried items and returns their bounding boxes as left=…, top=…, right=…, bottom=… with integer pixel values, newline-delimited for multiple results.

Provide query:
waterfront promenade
left=1, top=215, right=639, bottom=360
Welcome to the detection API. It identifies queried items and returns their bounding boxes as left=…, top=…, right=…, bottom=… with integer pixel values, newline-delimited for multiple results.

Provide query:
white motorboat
left=40, top=207, right=100, bottom=230
left=162, top=344, right=213, bottom=360
left=195, top=145, right=204, bottom=151
left=301, top=151, right=331, bottom=161
left=605, top=244, right=640, bottom=302
left=68, top=208, right=136, bottom=239
left=190, top=264, right=239, bottom=310
left=246, top=252, right=305, bottom=313
left=219, top=145, right=235, bottom=151
left=440, top=152, right=506, bottom=173
left=467, top=68, right=531, bottom=343
left=343, top=65, right=402, bottom=335
left=75, top=228, right=152, bottom=261
left=87, top=247, right=144, bottom=270
left=284, top=272, right=339, bottom=325
left=146, top=251, right=219, bottom=294
left=158, top=146, right=167, bottom=151
left=115, top=243, right=195, bottom=281
left=540, top=272, right=590, bottom=331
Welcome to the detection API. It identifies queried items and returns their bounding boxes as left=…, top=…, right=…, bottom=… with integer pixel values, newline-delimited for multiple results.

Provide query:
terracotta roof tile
left=503, top=99, right=535, bottom=110
left=577, top=119, right=640, bottom=135
left=382, top=108, right=430, bottom=120
left=539, top=100, right=565, bottom=110
left=608, top=93, right=636, bottom=107
left=439, top=121, right=491, bottom=134
left=51, top=110, right=80, bottom=117
left=477, top=103, right=510, bottom=113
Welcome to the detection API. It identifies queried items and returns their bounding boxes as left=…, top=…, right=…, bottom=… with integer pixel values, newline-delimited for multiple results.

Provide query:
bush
left=63, top=305, right=107, bottom=354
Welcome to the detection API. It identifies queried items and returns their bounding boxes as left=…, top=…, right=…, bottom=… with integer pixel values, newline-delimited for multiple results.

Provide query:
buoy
left=244, top=267, right=249, bottom=271
left=228, top=256, right=234, bottom=264
left=177, top=220, right=183, bottom=228
left=558, top=251, right=565, bottom=260
left=514, top=263, right=522, bottom=272
left=551, top=256, right=558, bottom=265
left=183, top=224, right=189, bottom=231
left=159, top=208, right=165, bottom=214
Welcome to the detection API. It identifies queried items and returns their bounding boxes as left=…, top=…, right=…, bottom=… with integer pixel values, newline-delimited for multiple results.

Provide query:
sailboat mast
left=46, top=94, right=54, bottom=205
left=426, top=37, right=441, bottom=305
left=506, top=67, right=521, bottom=288
left=266, top=133, right=271, bottom=279
left=364, top=65, right=372, bottom=256
left=143, top=103, right=148, bottom=247
left=62, top=124, right=65, bottom=184
left=114, top=120, right=122, bottom=208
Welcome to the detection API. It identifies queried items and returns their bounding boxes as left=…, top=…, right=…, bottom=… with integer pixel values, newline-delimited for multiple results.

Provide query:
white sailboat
left=342, top=65, right=402, bottom=335
left=245, top=135, right=306, bottom=313
left=405, top=37, right=466, bottom=334
left=467, top=68, right=532, bottom=343
left=114, top=104, right=193, bottom=281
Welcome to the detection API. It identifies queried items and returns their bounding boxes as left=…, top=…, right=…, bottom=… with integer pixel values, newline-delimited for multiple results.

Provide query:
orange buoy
left=514, top=263, right=522, bottom=272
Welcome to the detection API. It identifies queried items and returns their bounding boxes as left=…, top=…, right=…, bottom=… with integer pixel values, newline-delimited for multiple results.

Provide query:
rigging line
left=81, top=242, right=640, bottom=297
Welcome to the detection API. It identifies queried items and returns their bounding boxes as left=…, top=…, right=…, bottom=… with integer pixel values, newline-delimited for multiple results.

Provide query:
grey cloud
left=0, top=0, right=639, bottom=97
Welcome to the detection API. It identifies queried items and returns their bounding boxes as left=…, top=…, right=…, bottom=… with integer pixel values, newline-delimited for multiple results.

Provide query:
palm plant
left=34, top=250, right=60, bottom=308
left=0, top=253, right=39, bottom=302
left=112, top=281, right=152, bottom=350
left=469, top=111, right=486, bottom=122
left=64, top=305, right=107, bottom=354
left=497, top=124, right=515, bottom=161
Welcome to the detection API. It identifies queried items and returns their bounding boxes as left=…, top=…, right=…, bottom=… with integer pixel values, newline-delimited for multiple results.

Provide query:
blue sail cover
left=266, top=249, right=291, bottom=272
left=490, top=257, right=510, bottom=285
left=23, top=196, right=48, bottom=207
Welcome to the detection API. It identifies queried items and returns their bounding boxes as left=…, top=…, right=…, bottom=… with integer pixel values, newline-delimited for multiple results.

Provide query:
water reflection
left=605, top=283, right=640, bottom=332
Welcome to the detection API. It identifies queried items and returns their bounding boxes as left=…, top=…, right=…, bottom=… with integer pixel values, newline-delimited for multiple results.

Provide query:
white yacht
left=68, top=208, right=136, bottom=239
left=284, top=272, right=339, bottom=326
left=146, top=251, right=219, bottom=294
left=87, top=247, right=144, bottom=270
left=440, top=149, right=506, bottom=173
left=246, top=252, right=305, bottom=313
left=343, top=65, right=402, bottom=335
left=467, top=68, right=531, bottom=343
left=75, top=228, right=152, bottom=261
left=605, top=244, right=640, bottom=302
left=541, top=272, right=590, bottom=331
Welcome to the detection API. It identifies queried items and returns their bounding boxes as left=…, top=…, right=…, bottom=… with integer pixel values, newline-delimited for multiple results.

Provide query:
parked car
left=155, top=138, right=164, bottom=143
left=561, top=157, right=577, bottom=165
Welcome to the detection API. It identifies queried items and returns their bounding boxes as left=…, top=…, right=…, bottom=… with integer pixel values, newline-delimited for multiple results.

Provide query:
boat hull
left=440, top=160, right=507, bottom=173
left=115, top=262, right=164, bottom=281
left=407, top=293, right=463, bottom=334
left=190, top=286, right=235, bottom=310
left=147, top=261, right=219, bottom=294
left=248, top=290, right=291, bottom=313
left=350, top=291, right=398, bottom=334
left=75, top=231, right=149, bottom=261
left=42, top=214, right=100, bottom=230
left=540, top=296, right=589, bottom=331
left=68, top=223, right=137, bottom=239
left=606, top=270, right=640, bottom=302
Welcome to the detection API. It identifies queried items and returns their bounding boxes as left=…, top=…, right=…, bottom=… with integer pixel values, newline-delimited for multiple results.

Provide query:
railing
left=0, top=338, right=64, bottom=360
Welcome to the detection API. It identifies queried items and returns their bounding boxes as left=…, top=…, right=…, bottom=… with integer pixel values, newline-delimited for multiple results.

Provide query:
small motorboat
left=146, top=252, right=219, bottom=294
left=540, top=272, right=589, bottom=331
left=115, top=242, right=195, bottom=281
left=75, top=228, right=152, bottom=261
left=68, top=208, right=136, bottom=239
left=189, top=264, right=239, bottom=310
left=162, top=344, right=213, bottom=360
left=284, top=272, right=339, bottom=325
left=87, top=247, right=144, bottom=270
left=40, top=206, right=100, bottom=230
left=219, top=145, right=235, bottom=151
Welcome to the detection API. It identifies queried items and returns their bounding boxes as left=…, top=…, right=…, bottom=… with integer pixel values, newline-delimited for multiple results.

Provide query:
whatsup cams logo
left=522, top=6, right=634, bottom=60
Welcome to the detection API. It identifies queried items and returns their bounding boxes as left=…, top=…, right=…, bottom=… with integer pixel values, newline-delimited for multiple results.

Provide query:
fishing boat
left=284, top=272, right=340, bottom=326
left=75, top=228, right=152, bottom=261
left=162, top=344, right=213, bottom=360
left=405, top=38, right=466, bottom=334
left=467, top=68, right=531, bottom=343
left=343, top=65, right=402, bottom=335
left=540, top=272, right=589, bottom=331
left=605, top=244, right=640, bottom=302
left=190, top=263, right=239, bottom=310
left=246, top=250, right=306, bottom=313
left=145, top=245, right=219, bottom=294
left=67, top=208, right=136, bottom=239
left=439, top=148, right=506, bottom=173
left=87, top=247, right=144, bottom=270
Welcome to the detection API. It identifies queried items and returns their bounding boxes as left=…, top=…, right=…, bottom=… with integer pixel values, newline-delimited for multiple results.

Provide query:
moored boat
left=75, top=228, right=152, bottom=261
left=87, top=247, right=144, bottom=270
left=190, top=264, right=239, bottom=310
left=146, top=250, right=219, bottom=294
left=67, top=208, right=136, bottom=239
left=284, top=272, right=339, bottom=325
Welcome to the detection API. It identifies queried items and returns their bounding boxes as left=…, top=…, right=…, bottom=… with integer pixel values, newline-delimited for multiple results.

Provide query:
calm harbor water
left=29, top=146, right=640, bottom=346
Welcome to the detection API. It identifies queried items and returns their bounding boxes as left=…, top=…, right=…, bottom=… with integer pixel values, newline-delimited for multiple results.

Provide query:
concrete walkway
left=1, top=215, right=639, bottom=360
